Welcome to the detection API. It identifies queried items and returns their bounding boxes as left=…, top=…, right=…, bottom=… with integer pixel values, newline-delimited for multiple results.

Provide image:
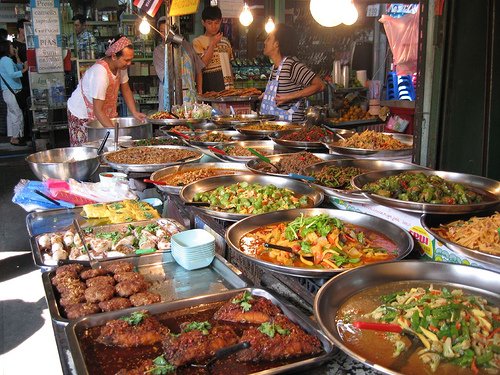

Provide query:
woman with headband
left=67, top=35, right=147, bottom=146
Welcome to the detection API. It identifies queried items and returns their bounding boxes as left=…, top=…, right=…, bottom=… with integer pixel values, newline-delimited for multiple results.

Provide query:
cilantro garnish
left=146, top=356, right=176, bottom=375
left=258, top=322, right=291, bottom=338
left=182, top=321, right=211, bottom=335
left=231, top=291, right=253, bottom=312
left=119, top=311, right=147, bottom=326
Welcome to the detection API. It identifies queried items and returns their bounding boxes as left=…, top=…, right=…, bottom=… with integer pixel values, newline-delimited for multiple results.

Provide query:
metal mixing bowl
left=26, top=147, right=100, bottom=181
left=85, top=117, right=152, bottom=141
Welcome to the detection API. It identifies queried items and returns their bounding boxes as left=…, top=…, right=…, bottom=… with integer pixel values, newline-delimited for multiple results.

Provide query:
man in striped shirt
left=261, top=24, right=324, bottom=122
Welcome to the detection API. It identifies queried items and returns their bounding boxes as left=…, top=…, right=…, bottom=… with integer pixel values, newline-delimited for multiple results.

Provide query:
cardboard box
left=329, top=197, right=493, bottom=271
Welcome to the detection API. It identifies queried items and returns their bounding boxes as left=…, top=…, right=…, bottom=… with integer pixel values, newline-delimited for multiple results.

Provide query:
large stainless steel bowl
left=26, top=147, right=100, bottom=181
left=85, top=117, right=152, bottom=142
left=314, top=261, right=500, bottom=375
left=225, top=208, right=414, bottom=278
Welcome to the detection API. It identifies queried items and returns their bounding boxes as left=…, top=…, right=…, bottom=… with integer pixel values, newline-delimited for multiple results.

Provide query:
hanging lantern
left=265, top=17, right=275, bottom=33
left=239, top=3, right=254, bottom=27
left=310, top=0, right=342, bottom=27
left=342, top=1, right=359, bottom=25
left=139, top=17, right=151, bottom=35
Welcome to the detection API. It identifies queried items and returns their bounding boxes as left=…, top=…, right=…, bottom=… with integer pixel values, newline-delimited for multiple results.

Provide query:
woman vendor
left=67, top=35, right=146, bottom=146
left=260, top=24, right=324, bottom=122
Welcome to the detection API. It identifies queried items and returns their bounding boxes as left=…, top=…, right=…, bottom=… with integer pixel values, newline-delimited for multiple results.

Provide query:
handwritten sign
left=169, top=0, right=200, bottom=17
left=219, top=0, right=244, bottom=19
left=31, top=0, right=63, bottom=73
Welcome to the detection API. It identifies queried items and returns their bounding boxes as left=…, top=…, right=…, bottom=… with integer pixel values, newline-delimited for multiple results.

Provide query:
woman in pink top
left=67, top=35, right=146, bottom=146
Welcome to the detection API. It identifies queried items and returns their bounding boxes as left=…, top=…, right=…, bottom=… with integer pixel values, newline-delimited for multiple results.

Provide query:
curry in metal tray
left=239, top=214, right=398, bottom=269
left=335, top=281, right=499, bottom=374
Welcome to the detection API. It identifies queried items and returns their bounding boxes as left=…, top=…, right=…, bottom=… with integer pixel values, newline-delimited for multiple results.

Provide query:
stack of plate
left=171, top=229, right=216, bottom=270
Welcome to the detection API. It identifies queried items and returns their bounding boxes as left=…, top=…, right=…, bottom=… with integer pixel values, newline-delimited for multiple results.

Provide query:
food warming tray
left=352, top=169, right=500, bottom=214
left=43, top=252, right=249, bottom=324
left=207, top=140, right=282, bottom=162
left=269, top=128, right=355, bottom=150
left=148, top=117, right=207, bottom=126
left=179, top=174, right=324, bottom=222
left=186, top=130, right=260, bottom=147
left=160, top=122, right=229, bottom=135
left=149, top=162, right=252, bottom=195
left=102, top=145, right=204, bottom=173
left=235, top=121, right=303, bottom=137
left=65, top=287, right=335, bottom=375
left=225, top=208, right=414, bottom=278
left=212, top=113, right=276, bottom=126
left=313, top=261, right=500, bottom=375
left=324, top=132, right=413, bottom=157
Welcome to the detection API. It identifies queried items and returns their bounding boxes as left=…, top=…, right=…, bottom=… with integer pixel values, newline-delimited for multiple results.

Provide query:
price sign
left=170, top=0, right=200, bottom=17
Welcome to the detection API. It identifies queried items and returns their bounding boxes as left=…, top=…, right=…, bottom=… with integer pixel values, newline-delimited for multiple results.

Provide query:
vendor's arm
left=92, top=99, right=114, bottom=127
left=194, top=33, right=222, bottom=67
left=275, top=75, right=324, bottom=105
left=121, top=81, right=147, bottom=121
left=196, top=71, right=203, bottom=94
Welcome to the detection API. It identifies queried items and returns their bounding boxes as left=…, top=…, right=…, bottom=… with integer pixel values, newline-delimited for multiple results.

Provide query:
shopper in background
left=70, top=14, right=94, bottom=56
left=153, top=17, right=204, bottom=109
left=260, top=23, right=324, bottom=122
left=0, top=40, right=28, bottom=145
left=13, top=19, right=30, bottom=138
left=66, top=35, right=146, bottom=146
left=0, top=29, right=8, bottom=41
left=193, top=6, right=234, bottom=93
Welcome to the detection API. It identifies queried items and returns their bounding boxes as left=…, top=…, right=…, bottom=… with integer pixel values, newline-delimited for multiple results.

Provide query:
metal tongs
left=191, top=341, right=250, bottom=371
left=73, top=219, right=101, bottom=269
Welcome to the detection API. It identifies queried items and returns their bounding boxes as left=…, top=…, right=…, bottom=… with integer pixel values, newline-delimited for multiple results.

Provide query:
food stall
left=17, top=106, right=500, bottom=374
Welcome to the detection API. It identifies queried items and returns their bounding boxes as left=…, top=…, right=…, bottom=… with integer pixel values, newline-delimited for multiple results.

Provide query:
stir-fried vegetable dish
left=240, top=214, right=397, bottom=269
left=362, top=285, right=499, bottom=373
left=311, top=166, right=366, bottom=190
left=338, top=130, right=409, bottom=150
left=362, top=172, right=483, bottom=204
left=193, top=182, right=310, bottom=214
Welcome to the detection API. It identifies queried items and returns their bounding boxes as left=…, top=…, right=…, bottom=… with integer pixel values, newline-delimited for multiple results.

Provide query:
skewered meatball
left=99, top=297, right=133, bottom=312
left=113, top=272, right=145, bottom=283
left=86, top=275, right=115, bottom=288
left=103, top=261, right=134, bottom=274
left=129, top=292, right=161, bottom=307
left=80, top=268, right=110, bottom=280
left=115, top=280, right=149, bottom=297
left=84, top=284, right=115, bottom=303
left=65, top=302, right=100, bottom=319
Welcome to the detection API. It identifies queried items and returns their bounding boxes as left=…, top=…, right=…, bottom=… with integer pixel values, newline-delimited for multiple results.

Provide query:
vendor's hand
left=275, top=93, right=295, bottom=106
left=258, top=93, right=264, bottom=100
left=132, top=111, right=147, bottom=122
left=210, top=32, right=223, bottom=48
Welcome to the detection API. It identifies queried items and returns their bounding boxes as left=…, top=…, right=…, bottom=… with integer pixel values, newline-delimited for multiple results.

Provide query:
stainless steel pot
left=85, top=117, right=152, bottom=142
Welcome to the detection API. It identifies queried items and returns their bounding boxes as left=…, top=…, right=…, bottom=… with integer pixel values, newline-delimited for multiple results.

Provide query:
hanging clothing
left=192, top=35, right=234, bottom=93
left=67, top=59, right=126, bottom=146
left=260, top=56, right=316, bottom=122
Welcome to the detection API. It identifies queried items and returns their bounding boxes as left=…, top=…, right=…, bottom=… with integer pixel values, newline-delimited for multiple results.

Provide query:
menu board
left=169, top=0, right=200, bottom=16
left=30, top=0, right=63, bottom=73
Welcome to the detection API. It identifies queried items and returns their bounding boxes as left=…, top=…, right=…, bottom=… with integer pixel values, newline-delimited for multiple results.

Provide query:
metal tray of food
left=119, top=136, right=185, bottom=148
left=246, top=152, right=343, bottom=177
left=208, top=140, right=282, bottom=162
left=160, top=123, right=229, bottom=135
left=148, top=117, right=207, bottom=126
left=43, top=252, right=249, bottom=324
left=65, top=287, right=334, bottom=375
left=421, top=211, right=500, bottom=271
left=313, top=260, right=500, bottom=375
left=198, top=95, right=260, bottom=102
left=302, top=159, right=428, bottom=202
left=236, top=121, right=303, bottom=137
left=212, top=113, right=276, bottom=126
left=225, top=208, right=413, bottom=278
left=31, top=217, right=184, bottom=268
left=103, top=145, right=203, bottom=173
left=268, top=128, right=352, bottom=150
left=323, top=117, right=379, bottom=129
left=187, top=130, right=260, bottom=147
left=180, top=174, right=324, bottom=222
left=150, top=162, right=252, bottom=195
left=352, top=169, right=500, bottom=214
left=325, top=132, right=413, bottom=157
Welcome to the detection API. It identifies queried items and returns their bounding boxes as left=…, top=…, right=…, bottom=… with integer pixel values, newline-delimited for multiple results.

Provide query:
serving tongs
left=247, top=147, right=280, bottom=172
left=191, top=341, right=250, bottom=371
left=72, top=219, right=102, bottom=269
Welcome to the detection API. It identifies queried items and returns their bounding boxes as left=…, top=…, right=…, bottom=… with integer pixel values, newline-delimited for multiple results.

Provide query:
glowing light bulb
left=265, top=17, right=275, bottom=33
left=342, top=2, right=358, bottom=25
left=239, top=3, right=253, bottom=27
left=139, top=17, right=151, bottom=35
left=310, top=0, right=342, bottom=27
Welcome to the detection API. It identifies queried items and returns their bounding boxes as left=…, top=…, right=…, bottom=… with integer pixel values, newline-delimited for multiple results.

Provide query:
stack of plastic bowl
left=171, top=229, right=216, bottom=270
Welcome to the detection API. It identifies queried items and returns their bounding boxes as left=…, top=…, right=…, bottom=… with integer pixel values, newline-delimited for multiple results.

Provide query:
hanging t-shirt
left=268, top=56, right=316, bottom=122
left=67, top=62, right=128, bottom=119
left=192, top=35, right=234, bottom=92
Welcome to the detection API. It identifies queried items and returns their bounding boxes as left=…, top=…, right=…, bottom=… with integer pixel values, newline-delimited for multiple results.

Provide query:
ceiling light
left=239, top=3, right=253, bottom=27
left=139, top=17, right=151, bottom=35
left=310, top=0, right=342, bottom=27
left=342, top=1, right=359, bottom=25
left=265, top=17, right=275, bottom=33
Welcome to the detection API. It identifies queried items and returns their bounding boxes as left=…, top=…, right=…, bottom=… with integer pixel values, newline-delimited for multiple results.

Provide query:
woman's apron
left=69, top=59, right=120, bottom=146
left=260, top=57, right=302, bottom=122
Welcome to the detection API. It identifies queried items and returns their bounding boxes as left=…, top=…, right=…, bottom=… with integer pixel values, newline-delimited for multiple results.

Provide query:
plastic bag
left=379, top=6, right=420, bottom=75
left=12, top=179, right=75, bottom=212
